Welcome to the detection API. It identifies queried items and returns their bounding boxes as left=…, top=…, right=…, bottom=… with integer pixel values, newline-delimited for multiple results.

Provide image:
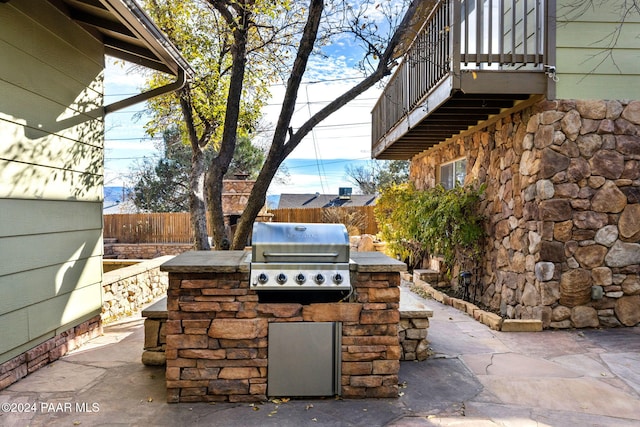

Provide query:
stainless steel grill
left=250, top=222, right=351, bottom=301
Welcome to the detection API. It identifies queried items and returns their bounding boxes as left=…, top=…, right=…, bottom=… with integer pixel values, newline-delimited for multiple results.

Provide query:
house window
left=440, top=158, right=467, bottom=190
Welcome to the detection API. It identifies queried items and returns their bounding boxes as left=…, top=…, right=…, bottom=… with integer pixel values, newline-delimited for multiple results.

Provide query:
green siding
left=556, top=2, right=640, bottom=23
left=557, top=22, right=640, bottom=49
left=0, top=37, right=103, bottom=121
left=555, top=0, right=640, bottom=99
left=0, top=159, right=103, bottom=201
left=553, top=74, right=640, bottom=99
left=0, top=309, right=30, bottom=359
left=0, top=230, right=103, bottom=292
left=27, top=284, right=102, bottom=340
left=0, top=256, right=103, bottom=316
left=0, top=199, right=102, bottom=238
left=0, top=1, right=105, bottom=364
left=0, top=79, right=104, bottom=146
left=1, top=0, right=103, bottom=69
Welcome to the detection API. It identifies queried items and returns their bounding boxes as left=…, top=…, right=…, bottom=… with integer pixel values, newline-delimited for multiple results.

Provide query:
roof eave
left=99, top=0, right=193, bottom=78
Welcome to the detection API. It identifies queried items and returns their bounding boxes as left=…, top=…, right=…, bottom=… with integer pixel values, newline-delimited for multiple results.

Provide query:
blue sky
left=103, top=2, right=404, bottom=195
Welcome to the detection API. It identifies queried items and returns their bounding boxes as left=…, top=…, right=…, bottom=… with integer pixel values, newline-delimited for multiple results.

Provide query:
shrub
left=375, top=182, right=485, bottom=277
left=322, top=207, right=365, bottom=236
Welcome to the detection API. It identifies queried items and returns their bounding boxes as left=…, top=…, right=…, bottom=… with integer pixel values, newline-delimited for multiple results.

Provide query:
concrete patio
left=1, top=283, right=639, bottom=426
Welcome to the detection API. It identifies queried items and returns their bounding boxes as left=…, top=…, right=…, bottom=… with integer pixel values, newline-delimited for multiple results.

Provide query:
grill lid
left=251, top=222, right=349, bottom=263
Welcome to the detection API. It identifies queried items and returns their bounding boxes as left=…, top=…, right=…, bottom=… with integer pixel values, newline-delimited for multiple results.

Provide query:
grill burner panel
left=250, top=263, right=351, bottom=290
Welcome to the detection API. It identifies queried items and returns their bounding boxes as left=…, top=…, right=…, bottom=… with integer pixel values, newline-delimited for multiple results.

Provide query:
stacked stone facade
left=104, top=243, right=194, bottom=260
left=102, top=256, right=171, bottom=323
left=410, top=99, right=640, bottom=328
left=398, top=316, right=430, bottom=361
left=164, top=253, right=402, bottom=403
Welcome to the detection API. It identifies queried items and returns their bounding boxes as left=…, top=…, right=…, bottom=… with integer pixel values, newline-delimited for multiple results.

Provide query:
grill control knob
left=314, top=273, right=325, bottom=284
left=276, top=273, right=287, bottom=284
left=257, top=273, right=269, bottom=284
left=333, top=273, right=344, bottom=284
left=295, top=273, right=306, bottom=284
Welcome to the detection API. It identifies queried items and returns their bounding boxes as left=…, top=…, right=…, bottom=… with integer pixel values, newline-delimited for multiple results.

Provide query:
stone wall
left=104, top=243, right=194, bottom=260
left=398, top=286, right=432, bottom=361
left=102, top=256, right=171, bottom=323
left=410, top=99, right=640, bottom=328
left=165, top=262, right=401, bottom=403
left=0, top=316, right=102, bottom=391
left=141, top=298, right=168, bottom=366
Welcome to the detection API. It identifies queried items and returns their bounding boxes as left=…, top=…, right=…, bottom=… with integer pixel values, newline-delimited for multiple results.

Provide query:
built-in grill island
left=161, top=223, right=406, bottom=403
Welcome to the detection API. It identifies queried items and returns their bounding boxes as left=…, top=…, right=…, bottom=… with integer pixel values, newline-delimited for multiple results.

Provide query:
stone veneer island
left=160, top=250, right=406, bottom=403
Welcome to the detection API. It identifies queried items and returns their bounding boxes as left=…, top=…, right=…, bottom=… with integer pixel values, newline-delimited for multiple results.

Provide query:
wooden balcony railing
left=372, top=0, right=552, bottom=156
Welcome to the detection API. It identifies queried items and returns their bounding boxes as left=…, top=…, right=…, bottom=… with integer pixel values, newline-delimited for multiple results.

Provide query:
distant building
left=278, top=188, right=377, bottom=209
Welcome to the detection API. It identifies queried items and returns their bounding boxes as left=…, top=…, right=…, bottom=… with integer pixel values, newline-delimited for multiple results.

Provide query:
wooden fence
left=270, top=206, right=379, bottom=235
left=104, top=213, right=196, bottom=244
left=104, top=206, right=379, bottom=244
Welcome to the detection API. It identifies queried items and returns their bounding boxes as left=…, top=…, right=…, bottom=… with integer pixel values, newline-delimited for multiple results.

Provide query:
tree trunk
left=179, top=85, right=211, bottom=250
left=190, top=145, right=210, bottom=250
left=206, top=160, right=227, bottom=249
left=207, top=1, right=250, bottom=249
left=231, top=0, right=325, bottom=249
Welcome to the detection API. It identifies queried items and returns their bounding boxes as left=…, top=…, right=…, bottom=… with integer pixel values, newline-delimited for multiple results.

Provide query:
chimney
left=338, top=187, right=352, bottom=200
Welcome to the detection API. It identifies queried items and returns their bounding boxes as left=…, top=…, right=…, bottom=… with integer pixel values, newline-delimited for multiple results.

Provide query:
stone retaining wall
left=165, top=264, right=401, bottom=403
left=104, top=243, right=194, bottom=260
left=411, top=99, right=640, bottom=328
left=102, top=256, right=171, bottom=323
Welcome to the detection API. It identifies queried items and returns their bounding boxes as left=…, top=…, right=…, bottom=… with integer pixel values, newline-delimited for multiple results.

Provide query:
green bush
left=374, top=182, right=485, bottom=277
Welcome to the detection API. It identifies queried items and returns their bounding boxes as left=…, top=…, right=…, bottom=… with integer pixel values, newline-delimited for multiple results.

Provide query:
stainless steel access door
left=268, top=322, right=341, bottom=397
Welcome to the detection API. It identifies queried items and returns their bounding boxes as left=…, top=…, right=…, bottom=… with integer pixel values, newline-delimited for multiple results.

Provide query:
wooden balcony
left=372, top=0, right=555, bottom=160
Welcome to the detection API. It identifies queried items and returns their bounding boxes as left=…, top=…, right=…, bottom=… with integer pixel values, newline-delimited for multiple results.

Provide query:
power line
left=104, top=98, right=379, bottom=114
left=283, top=158, right=371, bottom=170
left=104, top=75, right=368, bottom=99
left=104, top=137, right=162, bottom=141
left=104, top=122, right=372, bottom=141
left=105, top=156, right=372, bottom=168
left=306, top=85, right=327, bottom=193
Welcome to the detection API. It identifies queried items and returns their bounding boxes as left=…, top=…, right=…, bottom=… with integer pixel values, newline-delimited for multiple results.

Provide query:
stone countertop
left=349, top=251, right=407, bottom=272
left=160, top=250, right=406, bottom=274
left=141, top=297, right=167, bottom=319
left=399, top=286, right=433, bottom=317
left=160, top=250, right=250, bottom=273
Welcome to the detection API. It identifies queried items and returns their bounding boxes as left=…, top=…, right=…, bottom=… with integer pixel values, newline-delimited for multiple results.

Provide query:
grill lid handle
left=262, top=252, right=339, bottom=258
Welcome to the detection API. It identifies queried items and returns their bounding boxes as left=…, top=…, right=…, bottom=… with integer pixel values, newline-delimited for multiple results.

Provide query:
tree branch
left=268, top=0, right=325, bottom=157
left=279, top=0, right=421, bottom=160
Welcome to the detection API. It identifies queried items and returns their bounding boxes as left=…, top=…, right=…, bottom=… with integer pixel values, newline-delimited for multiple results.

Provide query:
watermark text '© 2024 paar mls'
left=1, top=401, right=100, bottom=413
